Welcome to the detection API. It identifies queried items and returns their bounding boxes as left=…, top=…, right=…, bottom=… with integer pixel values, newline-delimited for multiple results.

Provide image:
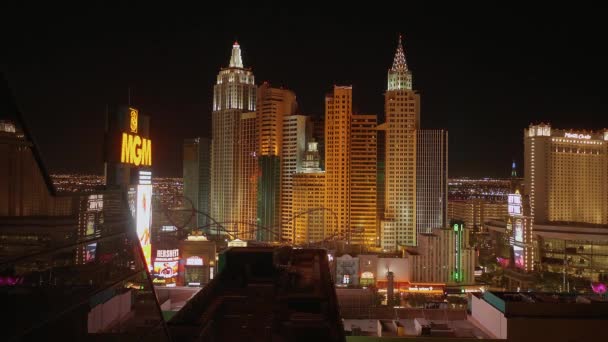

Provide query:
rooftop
left=479, top=291, right=608, bottom=318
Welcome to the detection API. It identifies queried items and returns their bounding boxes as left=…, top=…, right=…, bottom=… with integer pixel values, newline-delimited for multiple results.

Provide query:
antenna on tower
left=128, top=87, right=131, bottom=106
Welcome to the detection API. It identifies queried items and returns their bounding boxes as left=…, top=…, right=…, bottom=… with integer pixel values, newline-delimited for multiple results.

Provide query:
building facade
left=448, top=199, right=508, bottom=231
left=524, top=123, right=608, bottom=224
left=416, top=129, right=448, bottom=234
left=210, top=42, right=256, bottom=236
left=237, top=112, right=258, bottom=240
left=408, top=227, right=476, bottom=285
left=381, top=37, right=420, bottom=249
left=292, top=172, right=326, bottom=245
left=350, top=114, right=378, bottom=246
left=324, top=86, right=353, bottom=241
left=256, top=84, right=297, bottom=242
left=292, top=141, right=325, bottom=245
left=280, top=115, right=311, bottom=242
left=183, top=137, right=211, bottom=229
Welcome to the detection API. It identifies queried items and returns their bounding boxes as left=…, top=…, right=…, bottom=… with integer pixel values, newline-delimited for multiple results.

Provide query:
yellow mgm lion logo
left=129, top=108, right=138, bottom=133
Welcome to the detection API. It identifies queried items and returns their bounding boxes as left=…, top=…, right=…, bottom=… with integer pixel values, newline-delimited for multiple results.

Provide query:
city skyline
left=4, top=5, right=608, bottom=341
left=4, top=5, right=608, bottom=178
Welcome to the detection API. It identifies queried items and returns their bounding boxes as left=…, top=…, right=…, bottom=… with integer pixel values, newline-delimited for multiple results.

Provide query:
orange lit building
left=237, top=112, right=257, bottom=239
left=324, top=86, right=378, bottom=246
left=324, top=86, right=353, bottom=241
left=279, top=114, right=311, bottom=242
left=381, top=36, right=420, bottom=249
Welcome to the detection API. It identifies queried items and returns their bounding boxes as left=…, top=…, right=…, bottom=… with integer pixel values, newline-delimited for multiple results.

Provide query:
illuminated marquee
left=121, top=133, right=152, bottom=166
left=186, top=256, right=204, bottom=266
left=564, top=132, right=591, bottom=139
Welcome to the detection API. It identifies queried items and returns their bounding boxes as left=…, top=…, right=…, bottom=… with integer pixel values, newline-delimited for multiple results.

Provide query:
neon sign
left=186, top=256, right=204, bottom=266
left=157, top=249, right=179, bottom=259
left=564, top=133, right=591, bottom=139
left=121, top=133, right=152, bottom=166
left=409, top=286, right=434, bottom=291
left=129, top=108, right=138, bottom=133
left=453, top=222, right=463, bottom=282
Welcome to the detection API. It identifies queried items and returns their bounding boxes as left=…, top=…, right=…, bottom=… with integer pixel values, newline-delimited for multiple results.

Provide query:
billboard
left=514, top=218, right=524, bottom=243
left=85, top=243, right=97, bottom=263
left=153, top=261, right=179, bottom=285
left=153, top=249, right=180, bottom=286
left=137, top=184, right=153, bottom=270
left=513, top=246, right=524, bottom=269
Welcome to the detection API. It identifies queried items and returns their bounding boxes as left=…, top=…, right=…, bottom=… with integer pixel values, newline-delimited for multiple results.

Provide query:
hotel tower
left=210, top=42, right=256, bottom=235
left=380, top=36, right=420, bottom=250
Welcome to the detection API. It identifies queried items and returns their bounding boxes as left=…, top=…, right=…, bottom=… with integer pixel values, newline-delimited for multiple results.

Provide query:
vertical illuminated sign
left=453, top=222, right=463, bottom=282
left=129, top=108, right=138, bottom=133
left=137, top=184, right=153, bottom=270
left=513, top=246, right=524, bottom=269
left=514, top=218, right=524, bottom=243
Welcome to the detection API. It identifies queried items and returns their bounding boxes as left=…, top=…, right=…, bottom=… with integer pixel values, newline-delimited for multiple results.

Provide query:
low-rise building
left=407, top=227, right=476, bottom=285
left=470, top=291, right=608, bottom=341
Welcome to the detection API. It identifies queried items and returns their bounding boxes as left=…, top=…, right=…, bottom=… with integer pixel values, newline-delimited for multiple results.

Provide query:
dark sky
left=3, top=4, right=608, bottom=177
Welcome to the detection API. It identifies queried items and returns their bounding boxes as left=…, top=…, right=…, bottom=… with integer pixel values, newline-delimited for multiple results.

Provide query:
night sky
left=3, top=4, right=608, bottom=177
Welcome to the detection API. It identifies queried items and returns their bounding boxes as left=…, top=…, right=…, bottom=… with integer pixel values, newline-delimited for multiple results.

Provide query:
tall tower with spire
left=387, top=34, right=413, bottom=91
left=210, top=41, right=256, bottom=236
left=380, top=35, right=421, bottom=250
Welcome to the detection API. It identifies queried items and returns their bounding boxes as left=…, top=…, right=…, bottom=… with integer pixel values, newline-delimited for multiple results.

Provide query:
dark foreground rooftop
left=169, top=246, right=346, bottom=342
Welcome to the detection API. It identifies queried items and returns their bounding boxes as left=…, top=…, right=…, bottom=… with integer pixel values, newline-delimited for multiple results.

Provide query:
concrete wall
left=470, top=294, right=506, bottom=339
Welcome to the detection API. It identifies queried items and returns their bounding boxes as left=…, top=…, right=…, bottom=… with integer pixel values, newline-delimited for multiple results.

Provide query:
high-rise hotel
left=525, top=123, right=608, bottom=224
left=210, top=42, right=256, bottom=235
left=324, top=86, right=378, bottom=246
left=416, top=130, right=448, bottom=234
left=381, top=36, right=420, bottom=249
left=255, top=83, right=298, bottom=242
left=292, top=141, right=325, bottom=245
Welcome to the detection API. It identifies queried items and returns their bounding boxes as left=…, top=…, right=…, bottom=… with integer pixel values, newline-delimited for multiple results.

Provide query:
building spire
left=387, top=34, right=412, bottom=91
left=391, top=34, right=408, bottom=72
left=229, top=41, right=244, bottom=68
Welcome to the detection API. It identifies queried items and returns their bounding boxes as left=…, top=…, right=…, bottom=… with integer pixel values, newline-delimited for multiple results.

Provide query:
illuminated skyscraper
left=324, top=86, right=353, bottom=241
left=256, top=84, right=297, bottom=242
left=324, top=86, right=377, bottom=245
left=525, top=123, right=608, bottom=224
left=350, top=114, right=377, bottom=246
left=210, top=42, right=256, bottom=235
left=416, top=130, right=448, bottom=234
left=280, top=115, right=311, bottom=242
left=183, top=137, right=211, bottom=229
left=238, top=112, right=257, bottom=240
left=381, top=36, right=420, bottom=250
left=293, top=141, right=325, bottom=245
